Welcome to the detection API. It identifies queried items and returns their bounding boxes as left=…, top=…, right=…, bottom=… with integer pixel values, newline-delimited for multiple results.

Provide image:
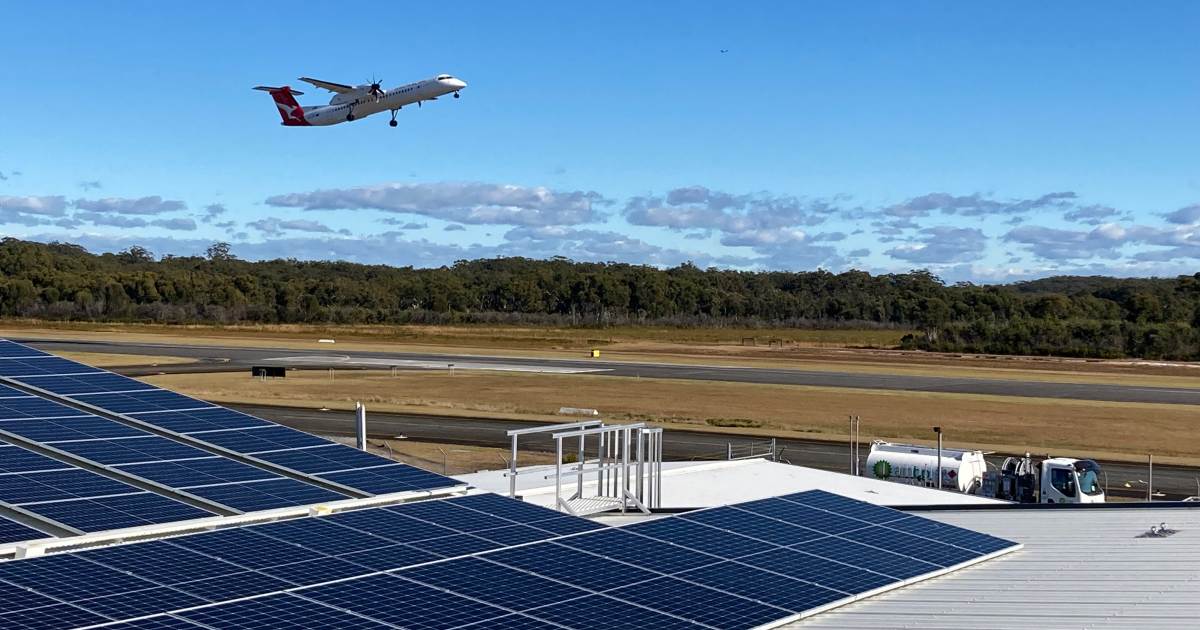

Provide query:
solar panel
left=0, top=490, right=1020, bottom=629
left=27, top=492, right=213, bottom=532
left=0, top=494, right=598, bottom=623
left=0, top=388, right=352, bottom=515
left=0, top=339, right=462, bottom=497
left=14, top=372, right=156, bottom=396
left=0, top=442, right=217, bottom=533
left=0, top=340, right=50, bottom=358
left=84, top=616, right=206, bottom=630
left=0, top=356, right=101, bottom=377
left=175, top=592, right=394, bottom=629
left=300, top=573, right=513, bottom=630
left=0, top=515, right=48, bottom=545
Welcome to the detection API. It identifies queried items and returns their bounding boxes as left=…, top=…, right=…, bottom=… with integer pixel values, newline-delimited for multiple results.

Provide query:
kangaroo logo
left=276, top=101, right=300, bottom=121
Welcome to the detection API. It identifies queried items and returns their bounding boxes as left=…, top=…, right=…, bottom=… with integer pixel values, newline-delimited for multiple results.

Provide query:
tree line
left=1, top=237, right=1198, bottom=360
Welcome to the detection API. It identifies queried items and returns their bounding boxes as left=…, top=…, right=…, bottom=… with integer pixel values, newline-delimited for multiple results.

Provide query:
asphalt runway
left=21, top=338, right=1200, bottom=406
left=229, top=402, right=1194, bottom=501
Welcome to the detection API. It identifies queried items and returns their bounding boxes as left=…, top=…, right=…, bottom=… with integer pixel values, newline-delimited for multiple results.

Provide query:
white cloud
left=200, top=203, right=227, bottom=223
left=1063, top=205, right=1119, bottom=225
left=886, top=226, right=988, bottom=264
left=246, top=217, right=343, bottom=236
left=150, top=217, right=197, bottom=231
left=1163, top=204, right=1200, bottom=225
left=265, top=182, right=608, bottom=226
left=74, top=196, right=186, bottom=215
left=883, top=192, right=1076, bottom=219
left=0, top=195, right=68, bottom=217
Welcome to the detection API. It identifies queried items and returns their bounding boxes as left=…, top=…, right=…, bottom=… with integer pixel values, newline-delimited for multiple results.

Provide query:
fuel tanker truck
left=865, top=440, right=1105, bottom=504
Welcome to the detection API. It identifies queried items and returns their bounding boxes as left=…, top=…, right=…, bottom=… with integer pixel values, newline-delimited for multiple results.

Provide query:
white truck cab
left=1040, top=457, right=1105, bottom=504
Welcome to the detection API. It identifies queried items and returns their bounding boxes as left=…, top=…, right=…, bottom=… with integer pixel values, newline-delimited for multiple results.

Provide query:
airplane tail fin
left=253, top=85, right=310, bottom=126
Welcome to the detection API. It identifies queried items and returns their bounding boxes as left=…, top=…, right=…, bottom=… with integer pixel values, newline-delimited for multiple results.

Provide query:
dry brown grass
left=0, top=320, right=905, bottom=349
left=54, top=352, right=193, bottom=368
left=12, top=322, right=1200, bottom=389
left=142, top=369, right=1200, bottom=466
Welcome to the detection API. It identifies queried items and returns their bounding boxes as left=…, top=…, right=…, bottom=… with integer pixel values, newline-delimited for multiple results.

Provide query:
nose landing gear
left=453, top=91, right=460, bottom=99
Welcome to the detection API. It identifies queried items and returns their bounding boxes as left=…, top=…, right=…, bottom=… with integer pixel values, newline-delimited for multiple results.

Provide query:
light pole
left=933, top=426, right=943, bottom=490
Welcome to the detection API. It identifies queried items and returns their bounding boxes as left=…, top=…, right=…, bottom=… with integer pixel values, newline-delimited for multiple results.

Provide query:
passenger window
left=1050, top=468, right=1076, bottom=497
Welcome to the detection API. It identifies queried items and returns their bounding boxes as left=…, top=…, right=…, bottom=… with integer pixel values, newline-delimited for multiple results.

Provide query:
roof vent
left=1136, top=522, right=1178, bottom=538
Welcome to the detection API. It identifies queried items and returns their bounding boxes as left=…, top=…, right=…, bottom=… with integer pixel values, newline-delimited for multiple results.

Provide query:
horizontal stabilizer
left=252, top=85, right=305, bottom=95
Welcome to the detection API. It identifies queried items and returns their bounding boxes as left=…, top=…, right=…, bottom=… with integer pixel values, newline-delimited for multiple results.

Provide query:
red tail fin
left=253, top=86, right=310, bottom=126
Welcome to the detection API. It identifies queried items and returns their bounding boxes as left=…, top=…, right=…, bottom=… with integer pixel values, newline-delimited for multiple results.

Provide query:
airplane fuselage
left=257, top=74, right=467, bottom=127
left=302, top=76, right=465, bottom=126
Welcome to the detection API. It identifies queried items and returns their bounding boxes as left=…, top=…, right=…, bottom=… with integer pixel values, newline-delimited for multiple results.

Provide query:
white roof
left=795, top=506, right=1200, bottom=629
left=455, top=458, right=1000, bottom=510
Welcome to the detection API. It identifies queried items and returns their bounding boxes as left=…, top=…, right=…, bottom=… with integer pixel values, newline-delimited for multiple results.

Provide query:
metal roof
left=457, top=459, right=1001, bottom=512
left=794, top=506, right=1200, bottom=629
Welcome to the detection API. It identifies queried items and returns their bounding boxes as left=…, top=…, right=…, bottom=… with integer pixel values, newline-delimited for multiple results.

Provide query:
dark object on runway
left=252, top=366, right=286, bottom=378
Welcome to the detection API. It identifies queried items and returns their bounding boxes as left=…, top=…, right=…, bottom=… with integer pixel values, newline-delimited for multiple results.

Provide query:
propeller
left=366, top=76, right=385, bottom=101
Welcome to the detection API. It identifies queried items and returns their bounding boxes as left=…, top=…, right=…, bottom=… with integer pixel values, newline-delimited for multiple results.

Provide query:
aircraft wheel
left=389, top=120, right=398, bottom=127
left=347, top=113, right=356, bottom=121
left=453, top=92, right=460, bottom=99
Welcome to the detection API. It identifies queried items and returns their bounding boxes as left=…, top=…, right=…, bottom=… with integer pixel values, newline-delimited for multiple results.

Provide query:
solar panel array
left=0, top=339, right=1020, bottom=627
left=0, top=385, right=347, bottom=516
left=0, top=490, right=1018, bottom=629
left=0, top=493, right=605, bottom=629
left=0, top=339, right=458, bottom=496
left=0, top=440, right=213, bottom=534
left=0, top=339, right=462, bottom=541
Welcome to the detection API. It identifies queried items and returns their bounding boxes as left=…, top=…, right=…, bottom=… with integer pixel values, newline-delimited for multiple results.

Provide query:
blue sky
left=1, top=2, right=1198, bottom=281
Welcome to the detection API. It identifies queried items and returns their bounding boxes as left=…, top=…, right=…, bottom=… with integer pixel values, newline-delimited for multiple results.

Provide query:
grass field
left=143, top=369, right=1200, bottom=466
left=0, top=320, right=907, bottom=349
left=54, top=352, right=194, bottom=368
left=9, top=321, right=1200, bottom=388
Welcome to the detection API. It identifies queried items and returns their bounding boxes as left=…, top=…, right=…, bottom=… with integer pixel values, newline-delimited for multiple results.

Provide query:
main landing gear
left=346, top=110, right=356, bottom=122
left=389, top=109, right=399, bottom=127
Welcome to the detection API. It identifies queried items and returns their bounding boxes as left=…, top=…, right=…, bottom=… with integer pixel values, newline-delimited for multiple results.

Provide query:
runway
left=20, top=337, right=1200, bottom=406
left=227, top=402, right=1195, bottom=501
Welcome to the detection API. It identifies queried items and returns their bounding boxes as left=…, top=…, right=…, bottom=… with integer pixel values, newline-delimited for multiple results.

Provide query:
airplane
left=253, top=74, right=467, bottom=127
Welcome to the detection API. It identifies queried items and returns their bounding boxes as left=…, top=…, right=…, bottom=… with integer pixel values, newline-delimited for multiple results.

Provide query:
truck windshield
left=1075, top=460, right=1103, bottom=496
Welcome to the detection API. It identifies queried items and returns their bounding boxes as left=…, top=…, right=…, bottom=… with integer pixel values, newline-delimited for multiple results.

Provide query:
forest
left=0, top=237, right=1198, bottom=360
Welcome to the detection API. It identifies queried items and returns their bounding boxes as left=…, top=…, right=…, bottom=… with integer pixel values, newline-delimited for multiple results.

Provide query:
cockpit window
left=437, top=74, right=453, bottom=80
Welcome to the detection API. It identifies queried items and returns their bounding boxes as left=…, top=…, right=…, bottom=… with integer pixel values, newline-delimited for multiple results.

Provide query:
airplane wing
left=298, top=77, right=355, bottom=93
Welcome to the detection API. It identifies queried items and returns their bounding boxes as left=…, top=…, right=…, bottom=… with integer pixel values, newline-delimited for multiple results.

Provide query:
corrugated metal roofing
left=794, top=506, right=1200, bottom=629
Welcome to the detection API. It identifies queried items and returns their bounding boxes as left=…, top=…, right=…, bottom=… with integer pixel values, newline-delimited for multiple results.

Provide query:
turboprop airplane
left=253, top=74, right=467, bottom=127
